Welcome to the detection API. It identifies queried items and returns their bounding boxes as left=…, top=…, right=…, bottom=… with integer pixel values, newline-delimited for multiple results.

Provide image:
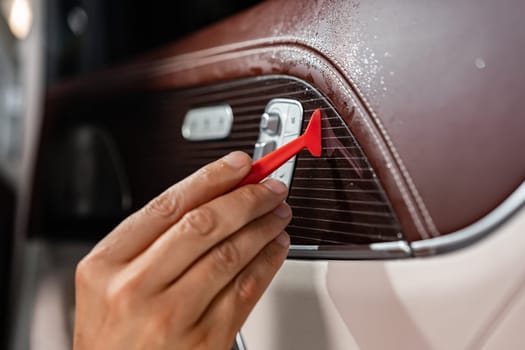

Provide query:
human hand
left=73, top=151, right=291, bottom=350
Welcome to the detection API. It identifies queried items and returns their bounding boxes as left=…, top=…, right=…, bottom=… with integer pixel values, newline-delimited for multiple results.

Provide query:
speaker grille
left=171, top=76, right=403, bottom=246
left=39, top=75, right=404, bottom=249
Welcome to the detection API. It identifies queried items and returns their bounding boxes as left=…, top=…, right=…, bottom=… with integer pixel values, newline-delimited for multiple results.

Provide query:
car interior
left=1, top=0, right=525, bottom=349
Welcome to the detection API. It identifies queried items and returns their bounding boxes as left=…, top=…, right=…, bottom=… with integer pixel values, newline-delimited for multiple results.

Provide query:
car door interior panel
left=7, top=0, right=525, bottom=349
left=32, top=0, right=525, bottom=254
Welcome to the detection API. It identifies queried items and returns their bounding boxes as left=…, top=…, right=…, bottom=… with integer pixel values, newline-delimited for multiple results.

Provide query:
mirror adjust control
left=260, top=112, right=280, bottom=135
left=251, top=99, right=304, bottom=187
left=253, top=141, right=276, bottom=161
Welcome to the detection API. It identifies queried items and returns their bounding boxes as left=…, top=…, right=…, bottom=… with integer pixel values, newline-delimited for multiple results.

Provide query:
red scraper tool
left=238, top=108, right=322, bottom=186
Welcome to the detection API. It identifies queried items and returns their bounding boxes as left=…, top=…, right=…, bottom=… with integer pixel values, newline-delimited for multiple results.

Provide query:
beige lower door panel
left=242, top=260, right=360, bottom=350
left=480, top=279, right=525, bottom=350
left=242, top=206, right=525, bottom=350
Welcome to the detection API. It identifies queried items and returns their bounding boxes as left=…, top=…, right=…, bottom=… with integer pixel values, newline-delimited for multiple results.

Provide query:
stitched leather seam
left=275, top=46, right=428, bottom=239
left=305, top=41, right=440, bottom=237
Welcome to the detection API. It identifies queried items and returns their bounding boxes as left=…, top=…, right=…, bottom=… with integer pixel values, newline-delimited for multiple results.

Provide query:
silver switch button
left=260, top=112, right=280, bottom=135
left=252, top=99, right=303, bottom=188
left=253, top=141, right=276, bottom=161
left=182, top=104, right=233, bottom=141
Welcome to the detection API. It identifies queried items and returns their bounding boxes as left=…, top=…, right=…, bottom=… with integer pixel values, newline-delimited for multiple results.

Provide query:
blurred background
left=0, top=0, right=260, bottom=348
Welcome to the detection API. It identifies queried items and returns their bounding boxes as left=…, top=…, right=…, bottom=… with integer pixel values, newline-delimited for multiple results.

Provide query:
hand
left=73, top=151, right=291, bottom=350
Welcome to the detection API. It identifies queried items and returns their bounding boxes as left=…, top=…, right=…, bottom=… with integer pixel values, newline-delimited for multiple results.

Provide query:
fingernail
left=275, top=232, right=290, bottom=248
left=223, top=151, right=249, bottom=169
left=272, top=203, right=291, bottom=218
left=263, top=179, right=288, bottom=194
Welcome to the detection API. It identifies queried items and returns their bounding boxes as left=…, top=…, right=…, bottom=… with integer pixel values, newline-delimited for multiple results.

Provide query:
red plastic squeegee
left=238, top=108, right=322, bottom=186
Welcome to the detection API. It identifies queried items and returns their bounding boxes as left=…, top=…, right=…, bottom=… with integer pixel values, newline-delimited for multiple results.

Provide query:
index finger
left=91, top=151, right=253, bottom=261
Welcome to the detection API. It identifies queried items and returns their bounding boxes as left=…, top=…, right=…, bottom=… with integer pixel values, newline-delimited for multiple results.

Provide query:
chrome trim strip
left=288, top=241, right=411, bottom=260
left=370, top=241, right=412, bottom=255
left=235, top=332, right=247, bottom=350
left=411, top=181, right=525, bottom=256
left=290, top=245, right=319, bottom=251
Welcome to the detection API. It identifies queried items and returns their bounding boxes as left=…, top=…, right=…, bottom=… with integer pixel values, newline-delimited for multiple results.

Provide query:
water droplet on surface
left=475, top=57, right=486, bottom=69
left=384, top=51, right=391, bottom=58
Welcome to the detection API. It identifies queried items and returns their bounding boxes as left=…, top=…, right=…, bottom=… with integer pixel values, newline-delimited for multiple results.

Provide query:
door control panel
left=253, top=99, right=304, bottom=187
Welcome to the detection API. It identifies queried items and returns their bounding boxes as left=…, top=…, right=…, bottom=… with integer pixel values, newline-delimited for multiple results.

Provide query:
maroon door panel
left=36, top=0, right=525, bottom=245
